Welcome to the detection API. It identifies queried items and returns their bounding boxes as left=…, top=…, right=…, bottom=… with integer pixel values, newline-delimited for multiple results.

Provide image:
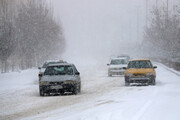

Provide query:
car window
left=110, top=59, right=128, bottom=65
left=128, top=61, right=152, bottom=68
left=42, top=62, right=55, bottom=68
left=44, top=65, right=73, bottom=75
left=42, top=61, right=65, bottom=68
left=72, top=64, right=78, bottom=73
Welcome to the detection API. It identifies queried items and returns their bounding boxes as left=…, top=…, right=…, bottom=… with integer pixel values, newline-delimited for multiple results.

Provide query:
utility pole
left=137, top=7, right=139, bottom=41
left=167, top=0, right=169, bottom=19
left=145, top=0, right=148, bottom=28
left=129, top=17, right=132, bottom=42
left=156, top=0, right=158, bottom=9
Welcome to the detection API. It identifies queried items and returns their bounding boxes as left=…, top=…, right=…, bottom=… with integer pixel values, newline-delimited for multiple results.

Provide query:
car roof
left=130, top=59, right=150, bottom=61
left=45, top=60, right=66, bottom=63
left=117, top=55, right=129, bottom=57
left=111, top=57, right=127, bottom=60
left=47, top=63, right=73, bottom=66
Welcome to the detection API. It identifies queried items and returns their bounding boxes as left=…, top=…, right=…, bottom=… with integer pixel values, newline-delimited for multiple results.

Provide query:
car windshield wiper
left=47, top=74, right=54, bottom=76
left=58, top=72, right=66, bottom=75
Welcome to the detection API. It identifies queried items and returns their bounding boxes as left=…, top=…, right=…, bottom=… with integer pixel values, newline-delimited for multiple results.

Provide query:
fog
left=50, top=0, right=179, bottom=65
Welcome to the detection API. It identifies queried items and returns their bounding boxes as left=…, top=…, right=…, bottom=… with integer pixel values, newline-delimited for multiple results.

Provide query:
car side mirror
left=75, top=72, right=80, bottom=75
left=107, top=64, right=110, bottom=66
left=153, top=66, right=157, bottom=69
left=38, top=67, right=41, bottom=69
left=39, top=73, right=43, bottom=77
left=123, top=67, right=127, bottom=69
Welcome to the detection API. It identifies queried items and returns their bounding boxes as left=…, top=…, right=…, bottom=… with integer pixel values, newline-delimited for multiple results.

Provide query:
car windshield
left=44, top=65, right=73, bottom=75
left=42, top=61, right=63, bottom=68
left=110, top=59, right=127, bottom=65
left=128, top=60, right=152, bottom=68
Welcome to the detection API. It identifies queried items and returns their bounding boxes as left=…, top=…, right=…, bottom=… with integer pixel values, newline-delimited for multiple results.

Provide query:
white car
left=39, top=63, right=81, bottom=96
left=107, top=57, right=128, bottom=76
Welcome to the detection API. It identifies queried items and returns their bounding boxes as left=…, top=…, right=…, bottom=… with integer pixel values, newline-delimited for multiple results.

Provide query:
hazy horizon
left=49, top=0, right=179, bottom=64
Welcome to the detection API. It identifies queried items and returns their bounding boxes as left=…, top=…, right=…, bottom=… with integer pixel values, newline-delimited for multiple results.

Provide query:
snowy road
left=0, top=63, right=180, bottom=120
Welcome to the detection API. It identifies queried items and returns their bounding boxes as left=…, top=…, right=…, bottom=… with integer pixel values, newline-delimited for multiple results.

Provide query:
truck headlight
left=40, top=81, right=49, bottom=85
left=146, top=73, right=153, bottom=76
left=64, top=80, right=74, bottom=84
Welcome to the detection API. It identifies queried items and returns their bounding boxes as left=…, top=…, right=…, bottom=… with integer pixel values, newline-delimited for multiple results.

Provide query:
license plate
left=51, top=85, right=63, bottom=89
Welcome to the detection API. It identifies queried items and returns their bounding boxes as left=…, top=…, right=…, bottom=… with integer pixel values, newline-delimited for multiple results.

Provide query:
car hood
left=125, top=68, right=154, bottom=74
left=109, top=64, right=127, bottom=68
left=41, top=75, right=76, bottom=82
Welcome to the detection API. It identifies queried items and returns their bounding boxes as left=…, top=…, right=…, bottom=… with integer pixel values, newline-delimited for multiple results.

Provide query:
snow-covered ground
left=0, top=63, right=180, bottom=120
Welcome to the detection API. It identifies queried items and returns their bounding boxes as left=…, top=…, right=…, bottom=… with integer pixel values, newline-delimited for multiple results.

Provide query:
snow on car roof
left=45, top=60, right=66, bottom=63
left=47, top=63, right=73, bottom=66
left=111, top=57, right=127, bottom=60
left=131, top=59, right=150, bottom=61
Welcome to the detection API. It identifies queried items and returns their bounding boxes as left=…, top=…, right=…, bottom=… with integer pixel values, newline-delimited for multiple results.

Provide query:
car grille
left=112, top=68, right=122, bottom=70
left=134, top=80, right=149, bottom=83
left=49, top=82, right=63, bottom=85
left=133, top=74, right=145, bottom=77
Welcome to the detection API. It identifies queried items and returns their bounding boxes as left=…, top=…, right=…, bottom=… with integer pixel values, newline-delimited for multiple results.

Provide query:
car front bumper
left=125, top=76, right=155, bottom=84
left=40, top=83, right=75, bottom=93
left=108, top=69, right=125, bottom=75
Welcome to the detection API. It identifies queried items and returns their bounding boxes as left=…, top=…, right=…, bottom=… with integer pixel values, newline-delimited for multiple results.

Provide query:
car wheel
left=78, top=84, right=81, bottom=93
left=60, top=91, right=64, bottom=95
left=73, top=85, right=78, bottom=95
left=152, top=79, right=156, bottom=85
left=108, top=73, right=112, bottom=77
left=39, top=88, right=45, bottom=96
left=125, top=81, right=129, bottom=86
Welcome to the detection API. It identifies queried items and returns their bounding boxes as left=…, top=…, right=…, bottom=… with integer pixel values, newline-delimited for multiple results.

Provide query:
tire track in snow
left=131, top=100, right=152, bottom=120
left=131, top=87, right=159, bottom=120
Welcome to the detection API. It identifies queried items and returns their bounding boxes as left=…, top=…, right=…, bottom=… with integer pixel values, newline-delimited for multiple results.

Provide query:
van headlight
left=146, top=73, right=153, bottom=76
left=64, top=80, right=74, bottom=84
left=40, top=81, right=49, bottom=85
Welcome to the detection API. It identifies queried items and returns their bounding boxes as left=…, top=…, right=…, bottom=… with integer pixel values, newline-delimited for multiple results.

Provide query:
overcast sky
left=49, top=0, right=179, bottom=63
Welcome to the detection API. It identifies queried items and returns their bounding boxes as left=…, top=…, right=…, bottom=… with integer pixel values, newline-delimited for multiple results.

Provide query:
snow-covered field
left=0, top=63, right=180, bottom=120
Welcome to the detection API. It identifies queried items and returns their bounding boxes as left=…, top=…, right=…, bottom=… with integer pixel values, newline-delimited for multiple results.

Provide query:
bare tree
left=143, top=5, right=180, bottom=70
left=14, top=0, right=65, bottom=69
left=0, top=0, right=15, bottom=72
left=0, top=0, right=65, bottom=72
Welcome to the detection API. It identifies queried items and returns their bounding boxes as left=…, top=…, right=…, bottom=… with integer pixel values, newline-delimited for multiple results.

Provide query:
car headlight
left=64, top=80, right=74, bottom=84
left=126, top=73, right=133, bottom=77
left=40, top=81, right=49, bottom=85
left=146, top=73, right=153, bottom=76
left=108, top=68, right=113, bottom=71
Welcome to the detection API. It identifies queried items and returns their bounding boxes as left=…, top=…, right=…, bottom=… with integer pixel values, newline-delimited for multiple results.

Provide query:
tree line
left=0, top=0, right=65, bottom=72
left=142, top=4, right=180, bottom=70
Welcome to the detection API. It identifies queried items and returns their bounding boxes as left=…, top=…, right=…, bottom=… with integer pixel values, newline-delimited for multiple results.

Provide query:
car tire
left=125, top=81, right=129, bottom=86
left=60, top=91, right=64, bottom=95
left=152, top=79, right=156, bottom=85
left=39, top=88, right=45, bottom=96
left=108, top=73, right=112, bottom=77
left=73, top=85, right=78, bottom=95
left=78, top=84, right=81, bottom=93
